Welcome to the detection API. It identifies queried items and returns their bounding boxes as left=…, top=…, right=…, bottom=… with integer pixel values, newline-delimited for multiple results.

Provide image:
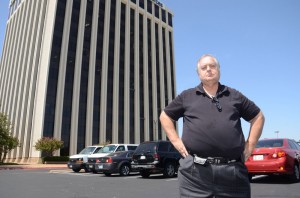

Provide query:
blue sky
left=162, top=0, right=300, bottom=141
left=0, top=0, right=299, bottom=141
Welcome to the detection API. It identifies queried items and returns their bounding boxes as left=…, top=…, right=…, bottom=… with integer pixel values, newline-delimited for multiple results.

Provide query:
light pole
left=275, top=131, right=279, bottom=138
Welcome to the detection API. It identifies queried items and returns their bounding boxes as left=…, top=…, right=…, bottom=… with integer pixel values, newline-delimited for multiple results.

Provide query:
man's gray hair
left=196, top=54, right=220, bottom=73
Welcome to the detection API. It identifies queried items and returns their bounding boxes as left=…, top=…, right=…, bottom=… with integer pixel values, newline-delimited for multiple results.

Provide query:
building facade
left=0, top=0, right=176, bottom=163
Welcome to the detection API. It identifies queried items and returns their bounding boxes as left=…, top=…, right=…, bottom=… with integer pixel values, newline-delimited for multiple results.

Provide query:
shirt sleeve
left=239, top=91, right=261, bottom=122
left=163, top=92, right=185, bottom=121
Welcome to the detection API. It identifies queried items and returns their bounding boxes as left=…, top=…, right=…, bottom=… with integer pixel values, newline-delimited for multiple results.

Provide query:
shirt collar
left=195, top=82, right=228, bottom=97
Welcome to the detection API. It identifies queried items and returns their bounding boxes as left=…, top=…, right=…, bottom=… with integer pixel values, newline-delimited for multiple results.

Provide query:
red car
left=245, top=138, right=300, bottom=182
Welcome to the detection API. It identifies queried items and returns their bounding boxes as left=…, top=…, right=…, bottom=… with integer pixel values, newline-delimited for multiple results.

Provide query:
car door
left=290, top=140, right=300, bottom=163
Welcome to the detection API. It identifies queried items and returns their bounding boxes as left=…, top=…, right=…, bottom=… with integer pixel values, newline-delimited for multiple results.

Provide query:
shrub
left=34, top=137, right=64, bottom=157
left=0, top=112, right=19, bottom=163
left=43, top=156, right=69, bottom=162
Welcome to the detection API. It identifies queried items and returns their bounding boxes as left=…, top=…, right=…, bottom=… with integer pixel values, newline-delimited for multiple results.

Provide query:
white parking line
left=51, top=172, right=99, bottom=176
left=165, top=178, right=178, bottom=182
left=123, top=176, right=141, bottom=179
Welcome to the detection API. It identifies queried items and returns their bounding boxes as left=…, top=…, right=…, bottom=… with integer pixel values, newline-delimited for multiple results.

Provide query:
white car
left=86, top=144, right=138, bottom=173
left=67, top=146, right=103, bottom=172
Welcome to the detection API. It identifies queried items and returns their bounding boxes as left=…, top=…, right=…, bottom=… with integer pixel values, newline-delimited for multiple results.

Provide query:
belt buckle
left=193, top=155, right=207, bottom=165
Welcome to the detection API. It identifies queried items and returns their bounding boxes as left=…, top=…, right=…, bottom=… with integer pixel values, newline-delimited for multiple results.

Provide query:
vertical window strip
left=155, top=23, right=161, bottom=139
left=77, top=0, right=94, bottom=152
left=106, top=0, right=117, bottom=143
left=162, top=28, right=168, bottom=107
left=169, top=31, right=175, bottom=99
left=61, top=0, right=81, bottom=156
left=129, top=8, right=135, bottom=143
left=139, top=13, right=144, bottom=142
left=147, top=18, right=153, bottom=141
left=92, top=0, right=106, bottom=145
left=118, top=3, right=126, bottom=143
left=43, top=0, right=67, bottom=139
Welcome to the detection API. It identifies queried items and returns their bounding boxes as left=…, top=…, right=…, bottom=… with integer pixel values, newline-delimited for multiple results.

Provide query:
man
left=160, top=54, right=265, bottom=198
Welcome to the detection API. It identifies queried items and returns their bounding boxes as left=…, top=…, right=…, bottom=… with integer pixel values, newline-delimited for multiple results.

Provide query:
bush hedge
left=43, top=156, right=69, bottom=162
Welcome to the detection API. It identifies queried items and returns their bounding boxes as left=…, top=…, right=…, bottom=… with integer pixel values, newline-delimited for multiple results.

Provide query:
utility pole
left=275, top=131, right=279, bottom=138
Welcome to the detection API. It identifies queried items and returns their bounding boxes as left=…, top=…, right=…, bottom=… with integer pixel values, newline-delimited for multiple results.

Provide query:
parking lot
left=1, top=168, right=300, bottom=198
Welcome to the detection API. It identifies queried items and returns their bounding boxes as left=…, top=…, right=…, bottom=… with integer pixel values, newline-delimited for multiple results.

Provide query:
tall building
left=0, top=0, right=176, bottom=163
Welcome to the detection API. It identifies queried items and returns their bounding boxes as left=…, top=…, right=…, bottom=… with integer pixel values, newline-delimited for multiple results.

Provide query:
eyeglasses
left=212, top=97, right=222, bottom=112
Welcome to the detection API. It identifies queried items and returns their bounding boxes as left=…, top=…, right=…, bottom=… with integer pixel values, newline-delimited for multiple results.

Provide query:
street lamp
left=274, top=131, right=279, bottom=138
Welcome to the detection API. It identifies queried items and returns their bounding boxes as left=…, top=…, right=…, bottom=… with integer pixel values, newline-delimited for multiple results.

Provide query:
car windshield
left=256, top=139, right=283, bottom=148
left=135, top=142, right=157, bottom=153
left=96, top=145, right=117, bottom=153
left=79, top=147, right=96, bottom=154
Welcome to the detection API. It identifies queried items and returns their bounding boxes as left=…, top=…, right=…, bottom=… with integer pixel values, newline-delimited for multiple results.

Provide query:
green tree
left=34, top=137, right=64, bottom=157
left=0, top=112, right=19, bottom=163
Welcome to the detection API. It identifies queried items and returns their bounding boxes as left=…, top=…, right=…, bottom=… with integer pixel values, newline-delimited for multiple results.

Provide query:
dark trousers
left=178, top=155, right=250, bottom=198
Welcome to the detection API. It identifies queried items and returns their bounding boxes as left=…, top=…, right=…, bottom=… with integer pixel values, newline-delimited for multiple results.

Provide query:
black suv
left=131, top=140, right=181, bottom=178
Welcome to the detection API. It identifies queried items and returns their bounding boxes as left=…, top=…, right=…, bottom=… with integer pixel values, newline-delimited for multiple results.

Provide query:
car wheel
left=140, top=170, right=150, bottom=178
left=104, top=173, right=111, bottom=176
left=290, top=164, right=300, bottom=183
left=119, top=164, right=130, bottom=176
left=72, top=168, right=81, bottom=173
left=163, top=162, right=176, bottom=178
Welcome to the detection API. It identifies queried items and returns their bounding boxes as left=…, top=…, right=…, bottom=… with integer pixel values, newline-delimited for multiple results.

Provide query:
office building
left=0, top=0, right=175, bottom=163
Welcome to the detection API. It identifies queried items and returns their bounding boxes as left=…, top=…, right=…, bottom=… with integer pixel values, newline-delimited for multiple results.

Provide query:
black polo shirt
left=164, top=83, right=260, bottom=159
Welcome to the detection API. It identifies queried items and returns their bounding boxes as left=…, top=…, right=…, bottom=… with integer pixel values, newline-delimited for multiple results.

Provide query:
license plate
left=140, top=156, right=146, bottom=160
left=69, top=165, right=72, bottom=168
left=98, top=164, right=103, bottom=169
left=89, top=164, right=94, bottom=168
left=253, top=155, right=263, bottom=160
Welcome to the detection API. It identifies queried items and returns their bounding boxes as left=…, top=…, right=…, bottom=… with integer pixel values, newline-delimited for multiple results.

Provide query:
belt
left=193, top=155, right=239, bottom=165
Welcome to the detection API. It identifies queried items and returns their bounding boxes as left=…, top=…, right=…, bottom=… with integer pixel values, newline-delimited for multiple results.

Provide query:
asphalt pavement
left=0, top=163, right=68, bottom=170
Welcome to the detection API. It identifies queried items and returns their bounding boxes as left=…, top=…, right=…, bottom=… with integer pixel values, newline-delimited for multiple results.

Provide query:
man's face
left=197, top=56, right=220, bottom=84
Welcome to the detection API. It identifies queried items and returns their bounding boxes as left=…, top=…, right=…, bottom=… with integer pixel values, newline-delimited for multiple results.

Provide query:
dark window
left=155, top=23, right=162, bottom=139
left=147, top=0, right=152, bottom=14
left=154, top=4, right=159, bottom=18
left=147, top=19, right=153, bottom=140
left=129, top=8, right=135, bottom=143
left=118, top=3, right=126, bottom=143
left=128, top=145, right=138, bottom=150
left=77, top=0, right=94, bottom=153
left=169, top=144, right=177, bottom=152
left=158, top=142, right=169, bottom=152
left=106, top=0, right=117, bottom=142
left=256, top=139, right=284, bottom=148
left=169, top=31, right=175, bottom=99
left=139, top=13, right=144, bottom=143
left=162, top=28, right=168, bottom=107
left=135, top=142, right=157, bottom=153
left=161, top=9, right=166, bottom=23
left=293, top=141, right=300, bottom=150
left=116, top=146, right=125, bottom=151
left=131, top=0, right=136, bottom=3
left=43, top=0, right=67, bottom=140
left=168, top=12, right=172, bottom=27
left=93, top=0, right=106, bottom=145
left=61, top=0, right=81, bottom=156
left=94, top=147, right=102, bottom=153
left=288, top=140, right=297, bottom=150
left=139, top=0, right=144, bottom=9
